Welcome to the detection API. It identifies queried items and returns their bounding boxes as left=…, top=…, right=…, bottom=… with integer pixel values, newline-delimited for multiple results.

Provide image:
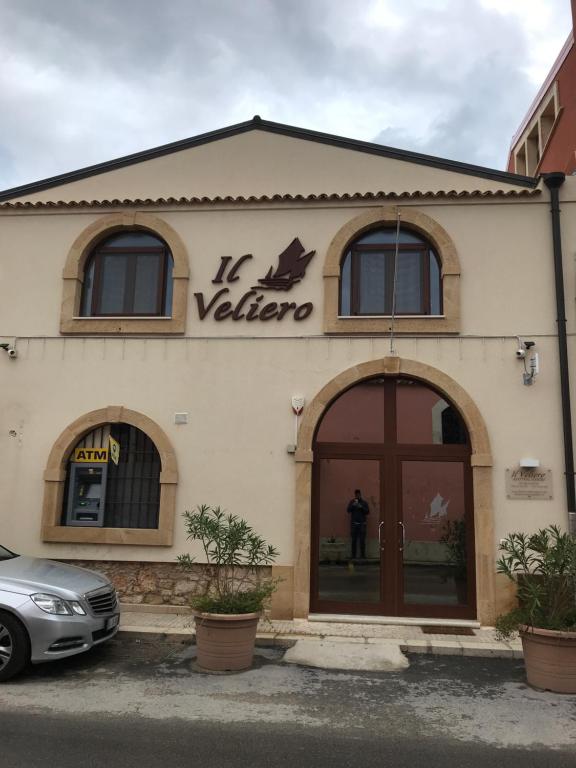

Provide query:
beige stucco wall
left=0, top=330, right=568, bottom=559
left=0, top=195, right=567, bottom=339
left=1, top=143, right=575, bottom=622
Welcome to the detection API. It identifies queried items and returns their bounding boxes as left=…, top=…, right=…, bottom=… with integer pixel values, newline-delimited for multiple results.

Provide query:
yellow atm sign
left=74, top=448, right=109, bottom=463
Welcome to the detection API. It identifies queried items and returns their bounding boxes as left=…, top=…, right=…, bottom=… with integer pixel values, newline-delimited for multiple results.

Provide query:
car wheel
left=0, top=611, right=30, bottom=682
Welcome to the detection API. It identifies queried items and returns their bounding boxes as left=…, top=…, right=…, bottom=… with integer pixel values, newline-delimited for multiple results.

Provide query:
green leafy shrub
left=177, top=504, right=279, bottom=614
left=440, top=519, right=467, bottom=581
left=495, top=525, right=576, bottom=639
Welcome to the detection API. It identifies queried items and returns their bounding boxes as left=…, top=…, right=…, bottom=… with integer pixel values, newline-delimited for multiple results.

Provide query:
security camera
left=0, top=343, right=17, bottom=359
left=515, top=338, right=535, bottom=359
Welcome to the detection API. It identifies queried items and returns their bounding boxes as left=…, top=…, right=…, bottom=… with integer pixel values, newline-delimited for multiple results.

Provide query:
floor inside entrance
left=318, top=561, right=464, bottom=605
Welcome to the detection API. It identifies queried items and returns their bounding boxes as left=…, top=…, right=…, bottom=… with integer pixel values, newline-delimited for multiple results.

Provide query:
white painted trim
left=72, top=316, right=173, bottom=320
left=336, top=315, right=445, bottom=320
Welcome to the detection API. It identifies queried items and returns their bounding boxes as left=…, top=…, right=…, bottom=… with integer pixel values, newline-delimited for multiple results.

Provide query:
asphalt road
left=1, top=634, right=575, bottom=768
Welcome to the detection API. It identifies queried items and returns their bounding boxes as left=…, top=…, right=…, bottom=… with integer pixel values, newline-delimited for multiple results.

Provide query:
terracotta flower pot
left=520, top=625, right=576, bottom=694
left=194, top=612, right=260, bottom=671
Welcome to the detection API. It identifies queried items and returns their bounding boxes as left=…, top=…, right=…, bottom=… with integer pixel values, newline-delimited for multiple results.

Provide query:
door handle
left=398, top=521, right=405, bottom=552
left=378, top=521, right=385, bottom=550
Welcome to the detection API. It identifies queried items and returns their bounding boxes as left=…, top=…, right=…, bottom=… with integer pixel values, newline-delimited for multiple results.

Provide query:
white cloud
left=480, top=0, right=572, bottom=83
left=0, top=0, right=572, bottom=190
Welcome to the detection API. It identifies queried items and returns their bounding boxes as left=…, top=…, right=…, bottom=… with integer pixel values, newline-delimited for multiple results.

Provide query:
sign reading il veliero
left=506, top=467, right=553, bottom=500
left=194, top=238, right=316, bottom=322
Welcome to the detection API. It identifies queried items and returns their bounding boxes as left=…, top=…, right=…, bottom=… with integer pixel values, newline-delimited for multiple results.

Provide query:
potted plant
left=177, top=504, right=279, bottom=672
left=320, top=535, right=347, bottom=563
left=496, top=524, right=576, bottom=693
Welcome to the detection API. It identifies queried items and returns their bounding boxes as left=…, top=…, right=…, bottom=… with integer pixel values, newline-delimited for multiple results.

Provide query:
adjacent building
left=508, top=0, right=576, bottom=176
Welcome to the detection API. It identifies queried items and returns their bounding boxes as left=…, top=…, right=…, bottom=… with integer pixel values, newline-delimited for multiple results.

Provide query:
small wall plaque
left=506, top=467, right=552, bottom=500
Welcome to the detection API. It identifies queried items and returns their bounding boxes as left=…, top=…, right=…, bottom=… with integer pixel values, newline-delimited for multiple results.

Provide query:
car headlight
left=30, top=594, right=86, bottom=616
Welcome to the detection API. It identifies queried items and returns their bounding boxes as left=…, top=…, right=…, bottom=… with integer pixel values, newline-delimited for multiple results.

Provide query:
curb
left=118, top=625, right=522, bottom=659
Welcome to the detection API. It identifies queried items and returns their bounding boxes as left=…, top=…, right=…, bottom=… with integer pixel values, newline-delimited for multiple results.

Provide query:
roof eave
left=0, top=116, right=537, bottom=202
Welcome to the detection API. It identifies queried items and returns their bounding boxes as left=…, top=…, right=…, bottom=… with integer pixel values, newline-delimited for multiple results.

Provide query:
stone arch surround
left=293, top=356, right=496, bottom=624
left=60, top=211, right=190, bottom=334
left=323, top=206, right=461, bottom=334
left=42, top=406, right=178, bottom=546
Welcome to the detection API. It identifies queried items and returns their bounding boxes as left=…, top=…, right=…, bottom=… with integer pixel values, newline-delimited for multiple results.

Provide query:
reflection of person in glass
left=347, top=489, right=369, bottom=560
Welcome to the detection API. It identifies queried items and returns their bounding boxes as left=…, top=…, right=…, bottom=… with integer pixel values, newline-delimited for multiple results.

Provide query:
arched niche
left=292, top=357, right=495, bottom=624
left=42, top=406, right=178, bottom=546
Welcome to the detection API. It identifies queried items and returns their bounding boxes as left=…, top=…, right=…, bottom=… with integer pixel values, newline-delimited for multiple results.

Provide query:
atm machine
left=66, top=462, right=107, bottom=526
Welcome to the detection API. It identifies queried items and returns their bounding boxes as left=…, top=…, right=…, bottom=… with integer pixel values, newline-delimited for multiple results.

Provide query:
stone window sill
left=42, top=525, right=172, bottom=546
left=337, top=314, right=446, bottom=320
left=60, top=316, right=185, bottom=335
left=326, top=315, right=459, bottom=334
left=72, top=316, right=173, bottom=320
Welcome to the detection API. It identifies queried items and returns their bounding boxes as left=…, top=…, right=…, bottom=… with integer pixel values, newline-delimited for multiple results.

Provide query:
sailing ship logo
left=424, top=492, right=450, bottom=524
left=255, top=238, right=316, bottom=291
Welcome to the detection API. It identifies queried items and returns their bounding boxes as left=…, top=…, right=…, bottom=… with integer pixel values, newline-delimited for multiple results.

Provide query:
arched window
left=63, top=423, right=161, bottom=529
left=339, top=228, right=441, bottom=316
left=42, top=407, right=178, bottom=545
left=316, top=377, right=468, bottom=446
left=81, top=232, right=173, bottom=317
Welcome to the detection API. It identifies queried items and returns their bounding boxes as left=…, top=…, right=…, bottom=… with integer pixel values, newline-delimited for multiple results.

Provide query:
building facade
left=1, top=118, right=575, bottom=625
left=508, top=0, right=576, bottom=176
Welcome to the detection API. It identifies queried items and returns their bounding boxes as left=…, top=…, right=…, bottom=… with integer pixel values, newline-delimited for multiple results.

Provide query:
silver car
left=0, top=544, right=120, bottom=681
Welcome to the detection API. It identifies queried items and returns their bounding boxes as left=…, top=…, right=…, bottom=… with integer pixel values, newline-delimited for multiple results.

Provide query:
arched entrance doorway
left=311, top=376, right=475, bottom=619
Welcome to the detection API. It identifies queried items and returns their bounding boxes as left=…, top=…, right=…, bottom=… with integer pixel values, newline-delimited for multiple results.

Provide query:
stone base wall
left=61, top=560, right=273, bottom=607
left=62, top=560, right=212, bottom=606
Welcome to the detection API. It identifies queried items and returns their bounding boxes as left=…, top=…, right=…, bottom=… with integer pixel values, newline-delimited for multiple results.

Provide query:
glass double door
left=312, top=452, right=475, bottom=619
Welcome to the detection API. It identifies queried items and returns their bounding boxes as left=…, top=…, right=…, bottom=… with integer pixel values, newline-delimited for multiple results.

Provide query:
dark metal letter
left=195, top=288, right=230, bottom=320
left=294, top=302, right=313, bottom=321
left=227, top=254, right=253, bottom=282
left=212, top=257, right=233, bottom=284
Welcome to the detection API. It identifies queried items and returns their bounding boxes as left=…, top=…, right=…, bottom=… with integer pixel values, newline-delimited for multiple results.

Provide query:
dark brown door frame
left=343, top=243, right=441, bottom=316
left=395, top=453, right=476, bottom=620
left=310, top=378, right=476, bottom=620
left=311, top=455, right=389, bottom=616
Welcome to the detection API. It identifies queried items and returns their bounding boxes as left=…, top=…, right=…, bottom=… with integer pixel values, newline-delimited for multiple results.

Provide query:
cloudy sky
left=0, top=0, right=572, bottom=191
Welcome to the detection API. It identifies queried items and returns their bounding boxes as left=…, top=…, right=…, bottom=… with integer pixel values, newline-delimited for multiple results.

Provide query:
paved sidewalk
left=119, top=606, right=523, bottom=658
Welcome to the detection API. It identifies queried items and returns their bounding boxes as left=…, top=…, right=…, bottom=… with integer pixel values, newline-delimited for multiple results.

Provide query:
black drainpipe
left=543, top=172, right=576, bottom=535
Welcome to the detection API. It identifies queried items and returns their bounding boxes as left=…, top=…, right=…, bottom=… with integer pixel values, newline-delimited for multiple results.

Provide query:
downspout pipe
left=543, top=172, right=576, bottom=535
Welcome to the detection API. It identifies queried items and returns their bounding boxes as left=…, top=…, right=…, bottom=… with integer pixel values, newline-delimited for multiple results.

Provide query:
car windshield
left=0, top=545, right=17, bottom=561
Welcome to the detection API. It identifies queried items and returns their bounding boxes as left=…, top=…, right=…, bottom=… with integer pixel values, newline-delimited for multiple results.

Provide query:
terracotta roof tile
left=0, top=188, right=541, bottom=210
